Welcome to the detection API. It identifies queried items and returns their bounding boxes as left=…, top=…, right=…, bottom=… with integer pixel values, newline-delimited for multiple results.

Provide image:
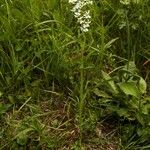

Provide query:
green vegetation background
left=0, top=0, right=150, bottom=149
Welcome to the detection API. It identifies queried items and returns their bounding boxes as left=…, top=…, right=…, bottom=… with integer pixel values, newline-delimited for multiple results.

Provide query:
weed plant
left=0, top=0, right=150, bottom=149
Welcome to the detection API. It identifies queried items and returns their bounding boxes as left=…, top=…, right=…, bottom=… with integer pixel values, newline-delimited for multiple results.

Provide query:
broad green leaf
left=93, top=88, right=111, bottom=98
left=102, top=71, right=118, bottom=94
left=139, top=77, right=147, bottom=94
left=118, top=82, right=139, bottom=97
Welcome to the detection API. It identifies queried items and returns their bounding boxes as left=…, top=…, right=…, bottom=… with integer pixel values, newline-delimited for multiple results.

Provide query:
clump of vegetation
left=0, top=0, right=150, bottom=149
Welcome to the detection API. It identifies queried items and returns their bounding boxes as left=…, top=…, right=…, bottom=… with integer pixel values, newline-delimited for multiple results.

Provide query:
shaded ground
left=0, top=93, right=120, bottom=149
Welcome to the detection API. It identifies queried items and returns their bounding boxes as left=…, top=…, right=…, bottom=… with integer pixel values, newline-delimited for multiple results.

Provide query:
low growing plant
left=93, top=61, right=150, bottom=144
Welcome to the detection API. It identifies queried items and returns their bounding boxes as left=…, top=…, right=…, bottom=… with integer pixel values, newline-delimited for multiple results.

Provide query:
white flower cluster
left=120, top=0, right=140, bottom=5
left=69, top=0, right=93, bottom=32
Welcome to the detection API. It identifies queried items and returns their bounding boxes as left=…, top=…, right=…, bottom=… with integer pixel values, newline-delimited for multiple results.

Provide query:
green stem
left=79, top=46, right=84, bottom=141
left=78, top=34, right=86, bottom=147
left=126, top=12, right=131, bottom=70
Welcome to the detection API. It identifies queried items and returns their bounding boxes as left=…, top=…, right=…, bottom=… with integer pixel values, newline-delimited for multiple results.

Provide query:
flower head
left=69, top=0, right=93, bottom=32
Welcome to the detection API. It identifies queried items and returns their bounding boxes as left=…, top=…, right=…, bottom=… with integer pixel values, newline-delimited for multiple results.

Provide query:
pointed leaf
left=139, top=77, right=147, bottom=94
left=93, top=88, right=111, bottom=98
left=102, top=71, right=118, bottom=94
left=104, top=38, right=119, bottom=49
left=118, top=82, right=139, bottom=97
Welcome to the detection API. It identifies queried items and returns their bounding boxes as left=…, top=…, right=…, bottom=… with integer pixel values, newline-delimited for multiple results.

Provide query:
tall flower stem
left=68, top=0, right=93, bottom=147
left=78, top=35, right=85, bottom=146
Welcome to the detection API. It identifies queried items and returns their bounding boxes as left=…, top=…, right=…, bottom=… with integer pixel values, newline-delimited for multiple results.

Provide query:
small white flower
left=120, top=0, right=141, bottom=5
left=69, top=0, right=93, bottom=32
left=69, top=0, right=78, bottom=4
left=120, top=0, right=130, bottom=5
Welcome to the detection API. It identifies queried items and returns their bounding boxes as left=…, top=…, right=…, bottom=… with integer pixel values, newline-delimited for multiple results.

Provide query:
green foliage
left=0, top=0, right=150, bottom=149
left=0, top=103, right=11, bottom=118
left=93, top=61, right=150, bottom=145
